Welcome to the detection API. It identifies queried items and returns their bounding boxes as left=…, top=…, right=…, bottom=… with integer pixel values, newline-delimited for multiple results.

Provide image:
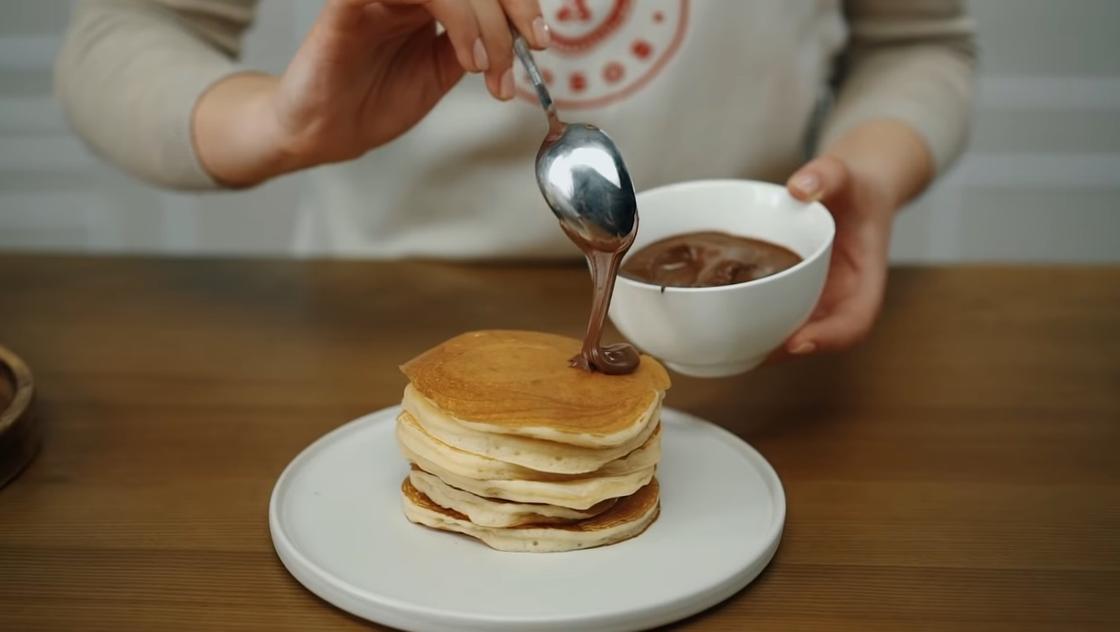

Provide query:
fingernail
left=499, top=67, right=514, bottom=100
left=790, top=341, right=816, bottom=355
left=792, top=173, right=820, bottom=199
left=532, top=17, right=551, bottom=48
left=472, top=38, right=489, bottom=71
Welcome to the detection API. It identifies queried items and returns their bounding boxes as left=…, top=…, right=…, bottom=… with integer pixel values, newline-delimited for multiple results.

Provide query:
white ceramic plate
left=270, top=407, right=784, bottom=632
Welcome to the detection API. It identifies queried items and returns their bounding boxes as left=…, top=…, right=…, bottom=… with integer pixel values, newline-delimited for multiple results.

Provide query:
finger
left=311, top=1, right=434, bottom=68
left=434, top=32, right=467, bottom=93
left=762, top=345, right=793, bottom=366
left=426, top=0, right=487, bottom=73
left=405, top=30, right=466, bottom=107
left=370, top=2, right=439, bottom=37
left=325, top=0, right=428, bottom=25
left=321, top=0, right=420, bottom=35
left=500, top=0, right=549, bottom=49
left=471, top=0, right=515, bottom=99
left=786, top=268, right=886, bottom=355
left=787, top=154, right=848, bottom=203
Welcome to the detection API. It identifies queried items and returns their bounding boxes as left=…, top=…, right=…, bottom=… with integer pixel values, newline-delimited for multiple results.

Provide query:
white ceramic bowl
left=609, top=179, right=835, bottom=377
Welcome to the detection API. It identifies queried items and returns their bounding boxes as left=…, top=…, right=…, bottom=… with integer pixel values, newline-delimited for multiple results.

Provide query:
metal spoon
left=512, top=35, right=637, bottom=246
left=512, top=35, right=642, bottom=375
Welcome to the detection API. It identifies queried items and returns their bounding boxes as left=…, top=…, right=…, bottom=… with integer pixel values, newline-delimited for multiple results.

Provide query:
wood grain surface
left=0, top=255, right=1117, bottom=631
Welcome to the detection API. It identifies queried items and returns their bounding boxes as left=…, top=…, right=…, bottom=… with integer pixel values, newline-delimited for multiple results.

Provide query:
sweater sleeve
left=821, top=0, right=977, bottom=173
left=54, top=0, right=259, bottom=189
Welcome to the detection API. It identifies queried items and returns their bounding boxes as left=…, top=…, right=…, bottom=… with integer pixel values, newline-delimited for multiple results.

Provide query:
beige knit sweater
left=55, top=0, right=976, bottom=257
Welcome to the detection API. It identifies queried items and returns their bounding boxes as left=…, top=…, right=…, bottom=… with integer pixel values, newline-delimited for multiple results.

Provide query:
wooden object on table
left=0, top=256, right=1117, bottom=632
left=0, top=344, right=37, bottom=488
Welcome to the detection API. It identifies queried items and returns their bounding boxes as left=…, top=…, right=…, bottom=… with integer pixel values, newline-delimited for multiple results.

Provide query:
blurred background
left=0, top=0, right=1118, bottom=261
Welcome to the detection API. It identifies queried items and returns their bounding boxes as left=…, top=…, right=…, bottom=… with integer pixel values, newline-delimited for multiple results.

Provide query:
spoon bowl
left=513, top=35, right=637, bottom=248
left=536, top=123, right=637, bottom=245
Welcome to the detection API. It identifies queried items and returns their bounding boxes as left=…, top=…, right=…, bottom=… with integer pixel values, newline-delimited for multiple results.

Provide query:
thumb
left=787, top=154, right=849, bottom=203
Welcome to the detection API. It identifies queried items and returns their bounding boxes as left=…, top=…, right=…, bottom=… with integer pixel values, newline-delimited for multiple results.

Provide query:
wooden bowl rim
left=0, top=344, right=34, bottom=433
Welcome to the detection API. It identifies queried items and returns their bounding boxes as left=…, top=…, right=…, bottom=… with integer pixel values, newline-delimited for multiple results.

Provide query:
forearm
left=193, top=73, right=302, bottom=187
left=55, top=0, right=256, bottom=190
left=822, top=0, right=976, bottom=175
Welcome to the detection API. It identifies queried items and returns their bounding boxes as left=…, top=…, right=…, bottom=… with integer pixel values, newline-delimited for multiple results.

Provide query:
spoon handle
left=512, top=34, right=555, bottom=116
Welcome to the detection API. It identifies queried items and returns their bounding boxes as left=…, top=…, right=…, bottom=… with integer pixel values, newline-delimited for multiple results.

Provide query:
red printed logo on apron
left=516, top=0, right=690, bottom=110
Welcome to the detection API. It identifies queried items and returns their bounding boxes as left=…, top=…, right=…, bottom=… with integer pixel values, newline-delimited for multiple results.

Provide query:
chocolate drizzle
left=562, top=222, right=641, bottom=375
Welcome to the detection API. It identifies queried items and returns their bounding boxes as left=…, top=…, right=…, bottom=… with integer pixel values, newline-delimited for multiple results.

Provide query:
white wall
left=893, top=0, right=1120, bottom=263
left=1, top=1, right=1118, bottom=261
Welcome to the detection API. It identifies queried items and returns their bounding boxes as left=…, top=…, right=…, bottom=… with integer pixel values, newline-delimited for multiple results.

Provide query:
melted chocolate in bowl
left=622, top=231, right=803, bottom=288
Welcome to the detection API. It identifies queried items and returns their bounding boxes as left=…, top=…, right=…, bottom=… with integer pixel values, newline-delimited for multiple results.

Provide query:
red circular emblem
left=516, top=0, right=690, bottom=109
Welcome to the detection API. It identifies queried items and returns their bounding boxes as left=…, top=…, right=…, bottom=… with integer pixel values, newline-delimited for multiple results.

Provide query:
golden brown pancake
left=400, top=386, right=662, bottom=474
left=408, top=467, right=617, bottom=527
left=401, top=477, right=661, bottom=552
left=400, top=330, right=671, bottom=447
left=396, top=411, right=662, bottom=482
left=400, top=438, right=655, bottom=509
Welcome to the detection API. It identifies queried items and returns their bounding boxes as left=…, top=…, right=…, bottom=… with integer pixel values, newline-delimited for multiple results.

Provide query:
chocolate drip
left=562, top=222, right=641, bottom=375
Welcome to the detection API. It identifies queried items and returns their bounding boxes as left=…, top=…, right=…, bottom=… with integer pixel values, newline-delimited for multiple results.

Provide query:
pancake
left=408, top=468, right=617, bottom=528
left=400, top=440, right=655, bottom=510
left=400, top=330, right=671, bottom=448
left=402, top=477, right=661, bottom=552
left=396, top=412, right=662, bottom=482
left=402, top=384, right=661, bottom=474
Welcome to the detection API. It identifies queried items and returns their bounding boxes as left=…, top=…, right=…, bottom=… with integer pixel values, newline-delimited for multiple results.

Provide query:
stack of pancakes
left=396, top=330, right=671, bottom=552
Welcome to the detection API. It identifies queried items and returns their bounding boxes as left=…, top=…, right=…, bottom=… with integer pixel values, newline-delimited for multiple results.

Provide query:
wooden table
left=0, top=255, right=1117, bottom=631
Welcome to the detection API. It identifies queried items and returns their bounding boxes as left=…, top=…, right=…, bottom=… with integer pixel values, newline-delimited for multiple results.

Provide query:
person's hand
left=781, top=154, right=893, bottom=356
left=776, top=119, right=935, bottom=358
left=194, top=0, right=550, bottom=186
